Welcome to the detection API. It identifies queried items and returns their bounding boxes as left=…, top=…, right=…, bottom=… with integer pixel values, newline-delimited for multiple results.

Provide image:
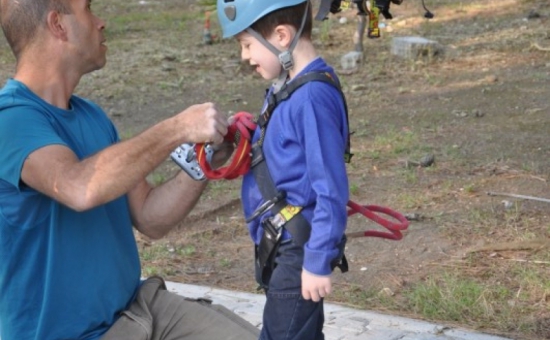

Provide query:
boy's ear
left=273, top=24, right=295, bottom=49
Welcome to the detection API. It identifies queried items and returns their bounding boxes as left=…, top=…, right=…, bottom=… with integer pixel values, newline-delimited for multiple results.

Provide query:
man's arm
left=127, top=141, right=235, bottom=239
left=127, top=173, right=205, bottom=239
left=21, top=103, right=227, bottom=212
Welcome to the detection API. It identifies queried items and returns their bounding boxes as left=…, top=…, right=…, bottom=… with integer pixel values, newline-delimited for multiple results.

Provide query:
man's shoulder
left=0, top=79, right=36, bottom=109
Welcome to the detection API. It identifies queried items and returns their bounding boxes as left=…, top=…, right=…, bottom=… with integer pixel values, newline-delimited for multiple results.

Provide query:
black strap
left=257, top=72, right=353, bottom=162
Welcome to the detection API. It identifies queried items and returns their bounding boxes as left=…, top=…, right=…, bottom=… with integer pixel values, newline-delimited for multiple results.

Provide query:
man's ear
left=46, top=11, right=68, bottom=41
left=273, top=24, right=295, bottom=49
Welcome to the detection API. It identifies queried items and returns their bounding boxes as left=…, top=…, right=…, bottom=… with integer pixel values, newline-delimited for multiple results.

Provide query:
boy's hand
left=301, top=269, right=332, bottom=302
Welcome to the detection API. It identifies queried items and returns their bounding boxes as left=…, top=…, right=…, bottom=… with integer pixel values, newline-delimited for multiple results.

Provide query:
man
left=0, top=0, right=259, bottom=339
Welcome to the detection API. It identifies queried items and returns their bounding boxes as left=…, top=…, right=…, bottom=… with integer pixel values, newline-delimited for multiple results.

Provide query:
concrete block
left=341, top=51, right=363, bottom=71
left=391, top=36, right=444, bottom=61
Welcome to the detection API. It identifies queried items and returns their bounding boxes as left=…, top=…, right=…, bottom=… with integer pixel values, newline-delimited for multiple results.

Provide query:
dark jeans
left=256, top=242, right=325, bottom=340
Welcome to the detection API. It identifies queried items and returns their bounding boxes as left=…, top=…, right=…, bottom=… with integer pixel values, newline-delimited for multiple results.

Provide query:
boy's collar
left=287, top=56, right=323, bottom=82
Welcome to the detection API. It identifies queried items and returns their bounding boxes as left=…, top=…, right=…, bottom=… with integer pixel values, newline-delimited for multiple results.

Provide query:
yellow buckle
left=271, top=205, right=302, bottom=228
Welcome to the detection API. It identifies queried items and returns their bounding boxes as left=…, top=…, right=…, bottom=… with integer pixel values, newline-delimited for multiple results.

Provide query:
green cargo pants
left=101, top=276, right=260, bottom=340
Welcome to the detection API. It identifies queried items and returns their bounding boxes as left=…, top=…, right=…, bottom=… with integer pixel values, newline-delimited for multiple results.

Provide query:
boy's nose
left=241, top=49, right=249, bottom=61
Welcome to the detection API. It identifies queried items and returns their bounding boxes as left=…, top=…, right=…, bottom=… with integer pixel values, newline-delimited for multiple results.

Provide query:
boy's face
left=236, top=31, right=281, bottom=81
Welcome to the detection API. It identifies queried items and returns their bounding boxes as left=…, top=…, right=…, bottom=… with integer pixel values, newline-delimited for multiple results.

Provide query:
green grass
left=403, top=273, right=511, bottom=323
left=372, top=129, right=419, bottom=156
left=103, top=10, right=196, bottom=38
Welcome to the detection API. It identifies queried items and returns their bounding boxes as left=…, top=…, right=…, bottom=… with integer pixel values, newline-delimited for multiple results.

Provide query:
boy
left=217, top=1, right=350, bottom=339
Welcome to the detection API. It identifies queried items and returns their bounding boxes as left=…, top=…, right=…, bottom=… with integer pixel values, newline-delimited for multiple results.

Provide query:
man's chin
left=87, top=59, right=107, bottom=74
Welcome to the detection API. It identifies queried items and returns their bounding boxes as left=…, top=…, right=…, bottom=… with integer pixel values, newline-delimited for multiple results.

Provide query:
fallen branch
left=465, top=240, right=550, bottom=254
left=531, top=42, right=550, bottom=52
left=486, top=191, right=550, bottom=204
left=506, top=258, right=550, bottom=265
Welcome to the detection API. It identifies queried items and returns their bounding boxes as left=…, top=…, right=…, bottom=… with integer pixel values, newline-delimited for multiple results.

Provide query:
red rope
left=195, top=111, right=409, bottom=240
left=346, top=201, right=409, bottom=240
left=196, top=111, right=256, bottom=180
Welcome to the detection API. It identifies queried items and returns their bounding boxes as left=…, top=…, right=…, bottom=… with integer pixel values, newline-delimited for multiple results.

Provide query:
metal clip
left=278, top=51, right=294, bottom=70
left=262, top=218, right=283, bottom=242
left=246, top=191, right=286, bottom=223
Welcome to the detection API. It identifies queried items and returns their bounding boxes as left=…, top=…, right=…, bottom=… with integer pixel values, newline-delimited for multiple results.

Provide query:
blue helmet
left=217, top=0, right=307, bottom=38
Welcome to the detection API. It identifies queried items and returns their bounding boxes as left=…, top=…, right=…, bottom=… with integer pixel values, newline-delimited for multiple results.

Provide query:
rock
left=472, top=109, right=484, bottom=117
left=391, top=36, right=444, bottom=61
left=351, top=84, right=367, bottom=92
left=419, top=154, right=435, bottom=167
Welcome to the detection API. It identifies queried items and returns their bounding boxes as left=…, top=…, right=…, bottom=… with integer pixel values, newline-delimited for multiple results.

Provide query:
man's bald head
left=0, top=0, right=71, bottom=60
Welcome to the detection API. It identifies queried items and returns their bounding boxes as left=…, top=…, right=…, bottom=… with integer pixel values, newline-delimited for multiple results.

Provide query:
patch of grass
left=403, top=273, right=513, bottom=325
left=399, top=168, right=418, bottom=185
left=104, top=11, right=196, bottom=38
left=462, top=183, right=476, bottom=194
left=176, top=245, right=196, bottom=257
left=372, top=129, right=419, bottom=156
left=141, top=243, right=172, bottom=262
left=394, top=191, right=428, bottom=209
left=331, top=283, right=378, bottom=308
left=203, top=179, right=241, bottom=200
left=219, top=258, right=232, bottom=268
left=319, top=20, right=333, bottom=45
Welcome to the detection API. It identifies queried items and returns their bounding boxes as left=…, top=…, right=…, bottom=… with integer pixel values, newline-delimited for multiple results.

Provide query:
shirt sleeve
left=0, top=106, right=68, bottom=190
left=293, top=82, right=350, bottom=275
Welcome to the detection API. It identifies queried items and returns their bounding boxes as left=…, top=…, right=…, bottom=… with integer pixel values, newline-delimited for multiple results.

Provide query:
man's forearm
left=132, top=171, right=208, bottom=239
left=66, top=118, right=183, bottom=209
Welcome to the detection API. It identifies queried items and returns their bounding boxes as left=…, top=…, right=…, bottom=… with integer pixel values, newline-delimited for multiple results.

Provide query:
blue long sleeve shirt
left=241, top=57, right=349, bottom=276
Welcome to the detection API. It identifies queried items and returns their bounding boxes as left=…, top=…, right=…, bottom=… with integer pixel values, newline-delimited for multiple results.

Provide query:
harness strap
left=257, top=72, right=353, bottom=162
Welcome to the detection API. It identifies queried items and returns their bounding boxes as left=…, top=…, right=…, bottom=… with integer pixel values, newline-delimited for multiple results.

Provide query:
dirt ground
left=1, top=0, right=548, bottom=338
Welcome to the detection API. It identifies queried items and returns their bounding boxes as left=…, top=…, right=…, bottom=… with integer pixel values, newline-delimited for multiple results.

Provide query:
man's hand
left=301, top=269, right=332, bottom=302
left=175, top=103, right=228, bottom=145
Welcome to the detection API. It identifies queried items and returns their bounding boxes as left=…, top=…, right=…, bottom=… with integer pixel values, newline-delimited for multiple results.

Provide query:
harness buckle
left=246, top=191, right=286, bottom=223
left=278, top=51, right=294, bottom=70
left=262, top=218, right=283, bottom=242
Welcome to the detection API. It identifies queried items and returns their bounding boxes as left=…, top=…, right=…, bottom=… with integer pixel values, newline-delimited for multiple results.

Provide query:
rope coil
left=195, top=111, right=257, bottom=180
